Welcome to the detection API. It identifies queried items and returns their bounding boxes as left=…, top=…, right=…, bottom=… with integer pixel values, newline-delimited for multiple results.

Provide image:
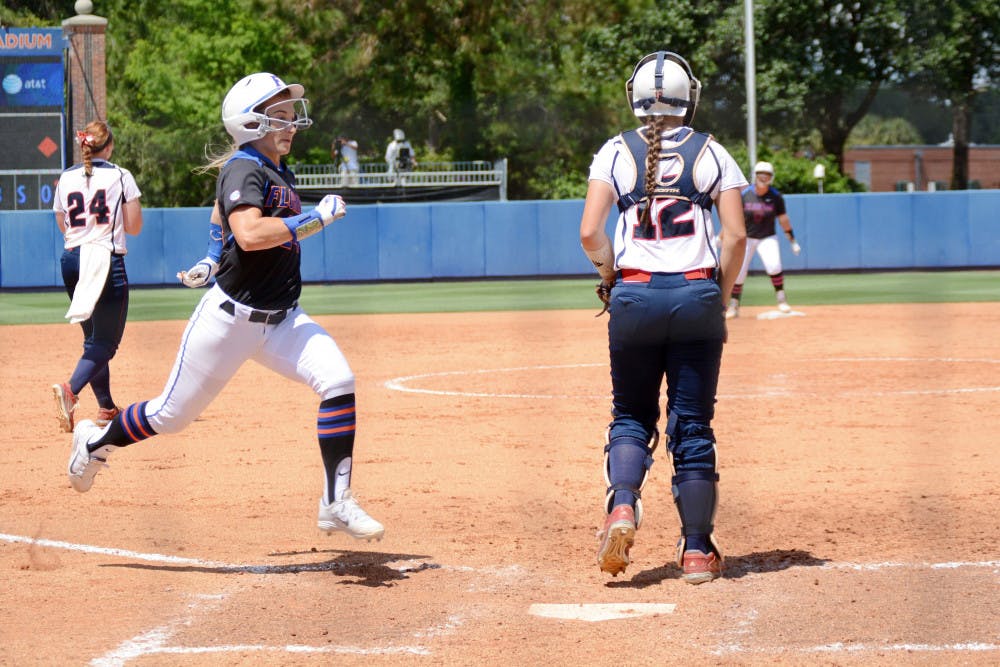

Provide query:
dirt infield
left=2, top=303, right=999, bottom=665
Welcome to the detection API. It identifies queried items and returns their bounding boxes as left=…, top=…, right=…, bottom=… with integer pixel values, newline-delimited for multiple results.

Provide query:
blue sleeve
left=206, top=221, right=223, bottom=263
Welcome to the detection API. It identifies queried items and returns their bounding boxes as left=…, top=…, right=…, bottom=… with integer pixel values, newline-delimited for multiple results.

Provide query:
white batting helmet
left=754, top=161, right=775, bottom=176
left=222, top=73, right=311, bottom=146
left=626, top=51, right=702, bottom=124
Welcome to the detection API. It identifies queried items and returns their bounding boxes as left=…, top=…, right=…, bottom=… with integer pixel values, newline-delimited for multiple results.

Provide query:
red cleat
left=680, top=549, right=723, bottom=584
left=597, top=504, right=636, bottom=576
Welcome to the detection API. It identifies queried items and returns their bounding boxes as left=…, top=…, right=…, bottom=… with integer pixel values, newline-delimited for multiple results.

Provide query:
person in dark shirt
left=66, top=72, right=385, bottom=544
left=725, top=161, right=801, bottom=318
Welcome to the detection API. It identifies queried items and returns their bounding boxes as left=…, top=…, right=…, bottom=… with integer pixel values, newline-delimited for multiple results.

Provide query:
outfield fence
left=1, top=191, right=998, bottom=288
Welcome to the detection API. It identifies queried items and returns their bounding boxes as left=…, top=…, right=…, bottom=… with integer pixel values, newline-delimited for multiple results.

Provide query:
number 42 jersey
left=588, top=126, right=746, bottom=274
left=53, top=159, right=142, bottom=254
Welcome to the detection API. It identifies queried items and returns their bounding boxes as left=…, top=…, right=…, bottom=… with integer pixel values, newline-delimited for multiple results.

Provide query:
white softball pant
left=145, top=284, right=354, bottom=434
left=735, top=235, right=783, bottom=283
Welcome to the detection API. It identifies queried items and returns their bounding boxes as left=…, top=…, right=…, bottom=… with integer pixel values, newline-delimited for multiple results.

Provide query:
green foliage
left=97, top=0, right=315, bottom=206
left=847, top=115, right=922, bottom=146
left=725, top=144, right=865, bottom=194
left=11, top=0, right=996, bottom=202
left=753, top=0, right=910, bottom=169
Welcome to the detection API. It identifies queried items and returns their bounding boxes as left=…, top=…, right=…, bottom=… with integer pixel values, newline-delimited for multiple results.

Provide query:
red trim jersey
left=589, top=126, right=746, bottom=274
left=53, top=159, right=141, bottom=254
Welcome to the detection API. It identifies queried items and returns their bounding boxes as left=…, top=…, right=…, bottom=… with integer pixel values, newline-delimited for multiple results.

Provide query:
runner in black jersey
left=67, top=73, right=385, bottom=543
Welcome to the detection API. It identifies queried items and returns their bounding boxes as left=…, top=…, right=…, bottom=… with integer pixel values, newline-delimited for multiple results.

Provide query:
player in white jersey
left=580, top=51, right=747, bottom=584
left=51, top=120, right=143, bottom=433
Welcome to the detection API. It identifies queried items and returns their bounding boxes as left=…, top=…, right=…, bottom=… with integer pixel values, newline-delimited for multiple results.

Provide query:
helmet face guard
left=257, top=98, right=313, bottom=134
left=625, top=51, right=702, bottom=125
left=222, top=73, right=312, bottom=146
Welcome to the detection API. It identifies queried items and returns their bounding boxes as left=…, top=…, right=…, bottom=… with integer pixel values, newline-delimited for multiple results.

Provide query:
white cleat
left=725, top=304, right=739, bottom=319
left=67, top=420, right=114, bottom=493
left=318, top=490, right=385, bottom=541
left=777, top=301, right=792, bottom=313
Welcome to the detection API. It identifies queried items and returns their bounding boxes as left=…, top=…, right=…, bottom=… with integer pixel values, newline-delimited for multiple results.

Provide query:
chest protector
left=616, top=127, right=720, bottom=214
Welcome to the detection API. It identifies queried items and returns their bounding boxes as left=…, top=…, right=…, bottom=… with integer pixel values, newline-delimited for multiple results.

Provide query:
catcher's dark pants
left=606, top=272, right=724, bottom=476
left=61, top=247, right=129, bottom=403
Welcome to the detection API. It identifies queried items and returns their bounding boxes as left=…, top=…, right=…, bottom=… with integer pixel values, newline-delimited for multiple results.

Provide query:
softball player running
left=724, top=161, right=801, bottom=318
left=580, top=51, right=747, bottom=584
left=67, top=73, right=384, bottom=542
left=52, top=121, right=143, bottom=433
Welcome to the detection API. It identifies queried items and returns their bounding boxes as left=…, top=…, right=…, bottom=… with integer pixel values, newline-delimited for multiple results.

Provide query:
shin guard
left=603, top=430, right=658, bottom=527
left=671, top=469, right=720, bottom=561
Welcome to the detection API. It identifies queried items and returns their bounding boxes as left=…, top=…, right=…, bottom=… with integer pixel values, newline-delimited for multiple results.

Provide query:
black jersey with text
left=215, top=147, right=303, bottom=310
left=741, top=186, right=786, bottom=239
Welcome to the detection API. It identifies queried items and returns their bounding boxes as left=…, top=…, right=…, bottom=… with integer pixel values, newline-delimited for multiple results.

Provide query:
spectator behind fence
left=385, top=129, right=416, bottom=184
left=333, top=136, right=360, bottom=186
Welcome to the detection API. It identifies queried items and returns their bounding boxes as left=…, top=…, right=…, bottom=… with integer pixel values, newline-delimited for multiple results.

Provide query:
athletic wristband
left=283, top=210, right=325, bottom=242
left=785, top=229, right=796, bottom=241
left=206, top=222, right=224, bottom=263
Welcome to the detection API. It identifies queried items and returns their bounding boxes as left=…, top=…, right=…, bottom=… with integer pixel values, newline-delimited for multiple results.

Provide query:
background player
left=52, top=120, right=143, bottom=432
left=724, top=161, right=801, bottom=318
left=67, top=72, right=384, bottom=542
left=580, top=51, right=747, bottom=584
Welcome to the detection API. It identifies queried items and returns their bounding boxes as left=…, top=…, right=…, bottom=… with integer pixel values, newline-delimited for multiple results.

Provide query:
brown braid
left=638, top=115, right=673, bottom=232
left=79, top=120, right=113, bottom=180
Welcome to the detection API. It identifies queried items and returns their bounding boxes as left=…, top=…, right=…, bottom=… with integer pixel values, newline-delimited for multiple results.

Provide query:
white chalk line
left=712, top=642, right=999, bottom=657
left=385, top=363, right=605, bottom=399
left=384, top=359, right=1000, bottom=400
left=5, top=531, right=998, bottom=662
left=6, top=534, right=997, bottom=574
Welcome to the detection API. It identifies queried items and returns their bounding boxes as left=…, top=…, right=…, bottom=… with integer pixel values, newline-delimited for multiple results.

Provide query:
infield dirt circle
left=1, top=302, right=998, bottom=665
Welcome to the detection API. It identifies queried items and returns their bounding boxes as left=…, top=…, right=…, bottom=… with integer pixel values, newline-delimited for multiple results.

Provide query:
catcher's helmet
left=222, top=73, right=311, bottom=146
left=626, top=51, right=701, bottom=124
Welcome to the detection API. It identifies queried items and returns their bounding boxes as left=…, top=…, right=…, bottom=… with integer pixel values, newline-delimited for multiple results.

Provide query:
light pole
left=813, top=163, right=826, bottom=193
left=744, top=0, right=757, bottom=173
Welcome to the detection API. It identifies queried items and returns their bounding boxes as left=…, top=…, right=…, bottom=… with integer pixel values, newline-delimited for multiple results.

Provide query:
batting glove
left=177, top=257, right=219, bottom=288
left=284, top=195, right=347, bottom=241
left=314, top=194, right=347, bottom=225
left=791, top=241, right=802, bottom=255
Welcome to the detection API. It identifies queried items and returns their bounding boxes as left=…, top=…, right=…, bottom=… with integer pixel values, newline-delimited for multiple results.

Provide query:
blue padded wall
left=3, top=191, right=998, bottom=288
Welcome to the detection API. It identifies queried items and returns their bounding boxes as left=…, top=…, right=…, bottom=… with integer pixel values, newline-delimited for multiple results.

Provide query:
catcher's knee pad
left=603, top=430, right=659, bottom=527
left=666, top=411, right=716, bottom=467
left=671, top=469, right=719, bottom=538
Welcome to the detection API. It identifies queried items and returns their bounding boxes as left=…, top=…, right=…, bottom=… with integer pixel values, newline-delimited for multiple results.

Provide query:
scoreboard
left=1, top=27, right=66, bottom=210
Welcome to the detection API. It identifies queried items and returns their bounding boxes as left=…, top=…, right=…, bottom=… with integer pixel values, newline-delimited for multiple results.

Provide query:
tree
left=906, top=0, right=1000, bottom=189
left=846, top=115, right=922, bottom=146
left=753, top=0, right=909, bottom=172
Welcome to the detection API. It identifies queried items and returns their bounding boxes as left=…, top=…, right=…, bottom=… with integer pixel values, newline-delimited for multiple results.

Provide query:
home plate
left=756, top=309, right=806, bottom=320
left=528, top=603, right=676, bottom=622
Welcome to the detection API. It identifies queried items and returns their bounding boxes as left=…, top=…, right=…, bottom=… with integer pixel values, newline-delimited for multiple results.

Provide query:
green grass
left=2, top=270, right=998, bottom=325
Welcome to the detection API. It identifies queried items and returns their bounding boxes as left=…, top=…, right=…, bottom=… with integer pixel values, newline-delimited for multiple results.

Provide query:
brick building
left=843, top=145, right=1000, bottom=192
